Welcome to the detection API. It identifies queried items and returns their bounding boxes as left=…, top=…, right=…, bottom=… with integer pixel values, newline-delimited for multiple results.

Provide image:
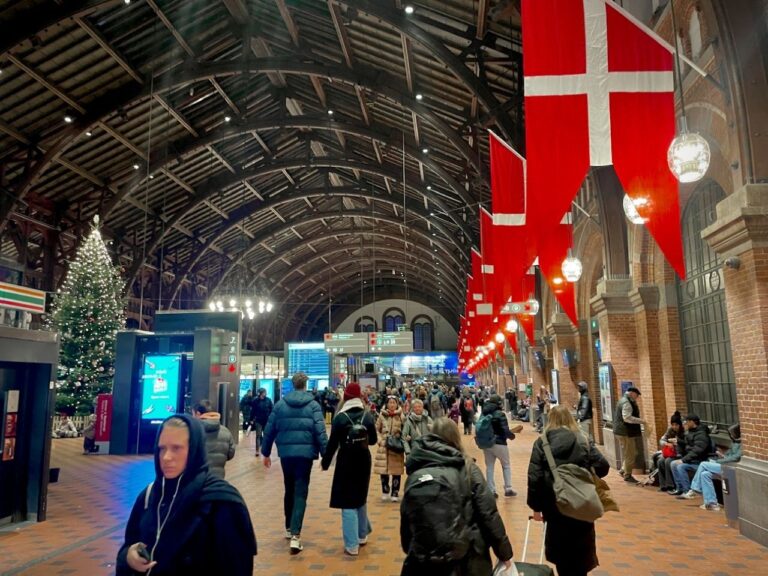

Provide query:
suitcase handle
left=522, top=516, right=546, bottom=564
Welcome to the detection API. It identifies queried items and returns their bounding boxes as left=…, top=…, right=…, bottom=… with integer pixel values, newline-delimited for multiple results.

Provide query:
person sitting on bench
left=679, top=424, right=741, bottom=510
left=668, top=414, right=710, bottom=496
left=656, top=411, right=683, bottom=492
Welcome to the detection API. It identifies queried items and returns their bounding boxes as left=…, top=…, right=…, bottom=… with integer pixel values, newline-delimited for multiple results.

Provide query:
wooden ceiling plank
left=74, top=16, right=143, bottom=84
left=146, top=0, right=195, bottom=57
left=6, top=54, right=85, bottom=114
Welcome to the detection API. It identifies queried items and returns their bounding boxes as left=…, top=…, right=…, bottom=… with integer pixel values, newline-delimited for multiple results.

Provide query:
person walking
left=612, top=386, right=645, bottom=483
left=400, top=417, right=514, bottom=576
left=402, top=399, right=433, bottom=456
left=375, top=395, right=406, bottom=502
left=479, top=394, right=522, bottom=498
left=261, top=372, right=328, bottom=554
left=321, top=383, right=377, bottom=556
left=427, top=384, right=447, bottom=419
left=192, top=400, right=236, bottom=479
left=239, top=389, right=254, bottom=432
left=575, top=382, right=594, bottom=441
left=459, top=391, right=476, bottom=435
left=527, top=405, right=610, bottom=576
left=251, top=388, right=273, bottom=457
left=116, top=414, right=257, bottom=575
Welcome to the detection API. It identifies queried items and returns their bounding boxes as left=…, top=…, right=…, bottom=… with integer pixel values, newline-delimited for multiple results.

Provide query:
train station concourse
left=1, top=1, right=767, bottom=575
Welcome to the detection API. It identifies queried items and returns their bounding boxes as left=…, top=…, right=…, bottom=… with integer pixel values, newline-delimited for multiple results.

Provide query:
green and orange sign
left=0, top=282, right=46, bottom=313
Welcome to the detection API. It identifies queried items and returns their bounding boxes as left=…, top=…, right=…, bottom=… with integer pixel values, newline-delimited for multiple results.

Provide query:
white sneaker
left=390, top=495, right=399, bottom=502
left=381, top=494, right=389, bottom=501
left=344, top=547, right=359, bottom=556
left=290, top=536, right=303, bottom=554
left=700, top=503, right=721, bottom=511
left=358, top=536, right=368, bottom=546
left=285, top=529, right=292, bottom=539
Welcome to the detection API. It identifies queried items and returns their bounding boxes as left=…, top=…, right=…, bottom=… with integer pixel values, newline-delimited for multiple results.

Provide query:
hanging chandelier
left=208, top=296, right=273, bottom=319
left=667, top=120, right=710, bottom=183
left=505, top=318, right=519, bottom=333
left=494, top=331, right=505, bottom=344
left=561, top=249, right=583, bottom=282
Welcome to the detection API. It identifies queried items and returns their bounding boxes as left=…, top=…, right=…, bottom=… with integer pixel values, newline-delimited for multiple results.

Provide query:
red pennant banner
left=538, top=224, right=578, bottom=324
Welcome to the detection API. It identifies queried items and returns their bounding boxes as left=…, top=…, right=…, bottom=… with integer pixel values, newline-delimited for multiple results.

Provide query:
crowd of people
left=114, top=373, right=742, bottom=576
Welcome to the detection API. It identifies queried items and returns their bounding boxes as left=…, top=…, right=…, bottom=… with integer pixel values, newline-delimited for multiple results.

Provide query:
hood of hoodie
left=199, top=412, right=222, bottom=432
left=153, top=413, right=209, bottom=481
left=283, top=389, right=317, bottom=408
left=406, top=434, right=466, bottom=474
left=481, top=400, right=501, bottom=416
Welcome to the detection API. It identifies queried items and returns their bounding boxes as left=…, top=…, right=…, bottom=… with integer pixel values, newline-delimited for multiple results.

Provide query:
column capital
left=590, top=277, right=634, bottom=316
left=546, top=313, right=579, bottom=338
left=629, top=284, right=660, bottom=312
left=702, top=183, right=768, bottom=258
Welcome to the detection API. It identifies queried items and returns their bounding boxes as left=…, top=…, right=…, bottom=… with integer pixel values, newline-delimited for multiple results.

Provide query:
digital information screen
left=141, top=355, right=181, bottom=420
left=287, top=342, right=329, bottom=380
left=259, top=378, right=276, bottom=401
left=323, top=332, right=369, bottom=353
left=239, top=378, right=254, bottom=400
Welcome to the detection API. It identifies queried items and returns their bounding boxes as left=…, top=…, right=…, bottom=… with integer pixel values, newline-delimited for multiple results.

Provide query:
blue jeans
left=341, top=505, right=371, bottom=551
left=483, top=443, right=513, bottom=494
left=671, top=460, right=700, bottom=491
left=692, top=461, right=722, bottom=505
left=281, top=457, right=313, bottom=535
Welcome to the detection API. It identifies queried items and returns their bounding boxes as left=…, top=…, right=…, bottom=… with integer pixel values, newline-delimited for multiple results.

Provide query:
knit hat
left=344, top=383, right=362, bottom=401
left=670, top=411, right=682, bottom=426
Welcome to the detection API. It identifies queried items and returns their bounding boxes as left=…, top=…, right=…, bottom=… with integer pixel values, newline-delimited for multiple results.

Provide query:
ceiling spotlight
left=224, top=115, right=231, bottom=123
left=124, top=0, right=131, bottom=4
left=64, top=115, right=73, bottom=123
left=148, top=174, right=154, bottom=180
left=327, top=109, right=334, bottom=116
left=422, top=147, right=429, bottom=154
left=132, top=164, right=140, bottom=170
left=85, top=130, right=92, bottom=137
left=404, top=5, right=414, bottom=14
left=426, top=185, right=432, bottom=190
left=415, top=93, right=423, bottom=101
left=430, top=211, right=435, bottom=216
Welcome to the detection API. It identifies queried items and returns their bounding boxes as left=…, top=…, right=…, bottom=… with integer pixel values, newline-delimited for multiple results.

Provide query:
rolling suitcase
left=493, top=517, right=555, bottom=576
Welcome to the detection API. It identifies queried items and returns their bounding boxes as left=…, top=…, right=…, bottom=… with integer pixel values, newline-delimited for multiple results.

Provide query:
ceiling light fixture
left=415, top=92, right=423, bottom=101
left=327, top=109, right=334, bottom=116
left=404, top=5, right=415, bottom=14
left=495, top=332, right=505, bottom=344
left=505, top=318, right=519, bottom=333
left=561, top=249, right=583, bottom=282
left=132, top=164, right=140, bottom=170
left=422, top=147, right=429, bottom=154
left=85, top=130, right=92, bottom=137
left=224, top=115, right=231, bottom=122
left=64, top=115, right=73, bottom=123
left=622, top=194, right=648, bottom=224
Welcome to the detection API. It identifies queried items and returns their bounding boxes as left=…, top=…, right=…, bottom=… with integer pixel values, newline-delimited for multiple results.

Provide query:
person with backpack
left=476, top=394, right=523, bottom=498
left=321, top=383, right=378, bottom=556
left=427, top=384, right=447, bottom=419
left=375, top=395, right=406, bottom=502
left=459, top=391, right=476, bottom=435
left=402, top=399, right=433, bottom=456
left=400, top=417, right=514, bottom=576
left=527, top=405, right=610, bottom=576
left=116, top=414, right=257, bottom=575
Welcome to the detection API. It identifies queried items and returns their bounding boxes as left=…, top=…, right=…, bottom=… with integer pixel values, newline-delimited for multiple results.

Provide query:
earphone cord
left=146, top=474, right=183, bottom=576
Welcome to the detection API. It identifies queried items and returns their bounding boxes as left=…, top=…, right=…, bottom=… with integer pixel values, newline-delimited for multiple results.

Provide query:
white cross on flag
left=522, top=0, right=686, bottom=279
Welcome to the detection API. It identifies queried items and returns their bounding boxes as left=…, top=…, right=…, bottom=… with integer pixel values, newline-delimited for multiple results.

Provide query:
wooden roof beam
left=275, top=0, right=301, bottom=47
left=75, top=16, right=143, bottom=84
left=153, top=94, right=198, bottom=137
left=146, top=0, right=195, bottom=57
left=327, top=1, right=355, bottom=68
left=476, top=0, right=489, bottom=40
left=6, top=54, right=85, bottom=114
left=222, top=0, right=249, bottom=25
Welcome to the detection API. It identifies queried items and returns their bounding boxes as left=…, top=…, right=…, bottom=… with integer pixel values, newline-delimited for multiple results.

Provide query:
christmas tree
left=51, top=217, right=125, bottom=414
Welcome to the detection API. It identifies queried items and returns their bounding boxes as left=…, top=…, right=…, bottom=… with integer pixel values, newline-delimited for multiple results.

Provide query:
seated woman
left=116, top=414, right=257, bottom=575
left=684, top=424, right=741, bottom=511
left=656, top=411, right=683, bottom=492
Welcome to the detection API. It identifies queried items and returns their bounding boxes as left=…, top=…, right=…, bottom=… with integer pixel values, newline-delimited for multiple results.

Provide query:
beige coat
left=374, top=409, right=405, bottom=476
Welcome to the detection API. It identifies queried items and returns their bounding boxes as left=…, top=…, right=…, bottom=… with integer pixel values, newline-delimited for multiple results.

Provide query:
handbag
left=540, top=432, right=604, bottom=523
left=385, top=417, right=405, bottom=454
left=591, top=469, right=619, bottom=513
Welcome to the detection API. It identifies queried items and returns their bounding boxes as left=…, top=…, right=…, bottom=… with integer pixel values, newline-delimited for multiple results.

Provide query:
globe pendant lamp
left=561, top=249, right=583, bottom=282
left=505, top=318, right=519, bottom=333
left=622, top=194, right=647, bottom=225
left=526, top=298, right=540, bottom=316
left=495, top=331, right=505, bottom=344
left=668, top=117, right=710, bottom=183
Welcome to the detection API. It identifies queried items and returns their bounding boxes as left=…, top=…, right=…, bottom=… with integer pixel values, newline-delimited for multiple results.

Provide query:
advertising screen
left=141, top=355, right=181, bottom=420
left=258, top=378, right=276, bottom=401
left=239, top=378, right=254, bottom=400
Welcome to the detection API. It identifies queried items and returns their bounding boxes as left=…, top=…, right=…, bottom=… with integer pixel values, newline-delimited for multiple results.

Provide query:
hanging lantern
left=668, top=118, right=710, bottom=183
left=622, top=194, right=647, bottom=224
left=495, top=331, right=505, bottom=344
left=505, top=318, right=519, bottom=333
left=561, top=249, right=583, bottom=282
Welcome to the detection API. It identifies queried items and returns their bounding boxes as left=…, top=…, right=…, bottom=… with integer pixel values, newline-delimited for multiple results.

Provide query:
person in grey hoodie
left=401, top=399, right=433, bottom=456
left=261, top=372, right=328, bottom=555
left=193, top=400, right=235, bottom=479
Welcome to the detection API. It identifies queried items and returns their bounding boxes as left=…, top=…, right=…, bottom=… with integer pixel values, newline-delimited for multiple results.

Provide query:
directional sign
left=368, top=331, right=414, bottom=353
left=501, top=299, right=540, bottom=315
left=323, top=332, right=369, bottom=353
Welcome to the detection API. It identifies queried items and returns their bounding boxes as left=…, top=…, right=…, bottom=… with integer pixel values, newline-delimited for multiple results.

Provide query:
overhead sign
left=368, top=331, right=414, bottom=353
left=324, top=332, right=368, bottom=353
left=0, top=282, right=46, bottom=313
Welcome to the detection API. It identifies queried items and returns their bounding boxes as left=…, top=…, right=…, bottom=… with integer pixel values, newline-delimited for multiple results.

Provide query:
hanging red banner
left=538, top=224, right=578, bottom=324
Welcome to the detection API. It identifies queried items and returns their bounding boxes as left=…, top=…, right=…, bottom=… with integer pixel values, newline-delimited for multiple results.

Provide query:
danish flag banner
left=538, top=224, right=578, bottom=324
left=522, top=0, right=685, bottom=279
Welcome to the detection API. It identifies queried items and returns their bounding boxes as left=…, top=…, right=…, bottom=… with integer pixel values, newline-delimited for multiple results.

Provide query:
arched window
left=689, top=9, right=703, bottom=59
left=411, top=315, right=434, bottom=351
left=382, top=307, right=406, bottom=332
left=677, top=180, right=738, bottom=430
left=354, top=316, right=377, bottom=332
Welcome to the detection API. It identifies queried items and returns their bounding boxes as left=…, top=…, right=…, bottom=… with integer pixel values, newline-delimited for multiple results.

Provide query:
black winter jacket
left=576, top=390, right=593, bottom=422
left=401, top=435, right=513, bottom=576
left=481, top=401, right=515, bottom=446
left=680, top=425, right=711, bottom=463
left=527, top=427, right=609, bottom=573
left=251, top=396, right=273, bottom=426
left=199, top=413, right=235, bottom=479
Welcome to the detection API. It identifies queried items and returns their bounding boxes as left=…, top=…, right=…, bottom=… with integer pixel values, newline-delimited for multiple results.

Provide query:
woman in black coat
left=116, top=414, right=257, bottom=575
left=321, top=383, right=378, bottom=556
left=400, top=417, right=513, bottom=576
left=527, top=405, right=610, bottom=576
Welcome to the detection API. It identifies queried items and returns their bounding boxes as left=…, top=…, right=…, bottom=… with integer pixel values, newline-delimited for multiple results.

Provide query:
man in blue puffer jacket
left=261, top=372, right=328, bottom=555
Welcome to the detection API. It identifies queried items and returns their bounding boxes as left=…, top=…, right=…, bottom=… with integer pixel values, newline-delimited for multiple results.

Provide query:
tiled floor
left=2, top=424, right=767, bottom=575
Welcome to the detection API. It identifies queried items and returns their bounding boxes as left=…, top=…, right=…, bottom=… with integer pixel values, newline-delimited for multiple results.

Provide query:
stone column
left=547, top=312, right=580, bottom=411
left=702, top=184, right=768, bottom=547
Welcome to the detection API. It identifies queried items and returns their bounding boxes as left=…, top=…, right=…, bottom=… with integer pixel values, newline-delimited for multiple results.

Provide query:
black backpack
left=402, top=464, right=472, bottom=564
left=343, top=411, right=369, bottom=450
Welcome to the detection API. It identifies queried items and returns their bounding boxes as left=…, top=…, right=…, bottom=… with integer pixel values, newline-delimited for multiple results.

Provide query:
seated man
left=669, top=414, right=710, bottom=496
left=680, top=424, right=741, bottom=510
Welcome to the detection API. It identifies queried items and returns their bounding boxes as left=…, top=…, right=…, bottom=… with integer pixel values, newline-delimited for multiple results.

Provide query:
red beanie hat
left=344, top=383, right=362, bottom=401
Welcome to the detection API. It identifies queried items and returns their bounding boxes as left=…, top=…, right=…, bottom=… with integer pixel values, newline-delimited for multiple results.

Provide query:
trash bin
left=49, top=467, right=60, bottom=483
left=721, top=463, right=739, bottom=527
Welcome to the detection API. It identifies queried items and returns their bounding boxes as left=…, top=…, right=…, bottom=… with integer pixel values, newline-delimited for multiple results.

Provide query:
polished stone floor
left=2, top=423, right=767, bottom=575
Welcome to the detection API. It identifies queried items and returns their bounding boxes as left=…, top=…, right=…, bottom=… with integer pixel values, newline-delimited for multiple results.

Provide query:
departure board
left=286, top=342, right=329, bottom=380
